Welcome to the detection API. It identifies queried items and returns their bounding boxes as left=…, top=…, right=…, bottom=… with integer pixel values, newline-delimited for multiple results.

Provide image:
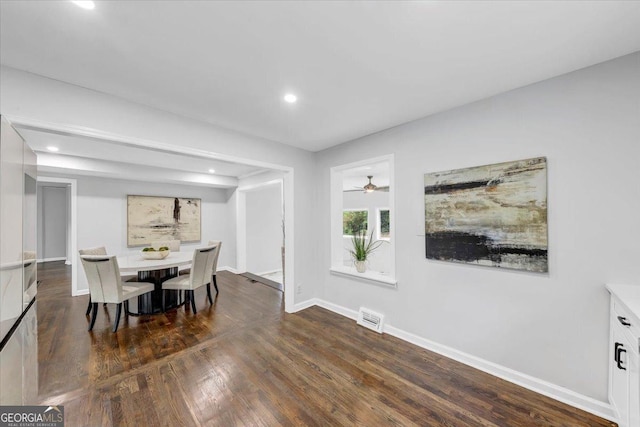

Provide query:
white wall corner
left=291, top=298, right=318, bottom=313
left=311, top=298, right=616, bottom=423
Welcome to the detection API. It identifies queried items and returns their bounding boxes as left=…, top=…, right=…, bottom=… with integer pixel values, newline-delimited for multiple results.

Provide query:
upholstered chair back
left=80, top=255, right=123, bottom=304
left=189, top=245, right=216, bottom=289
left=79, top=246, right=107, bottom=256
left=207, top=241, right=222, bottom=274
left=152, top=240, right=180, bottom=252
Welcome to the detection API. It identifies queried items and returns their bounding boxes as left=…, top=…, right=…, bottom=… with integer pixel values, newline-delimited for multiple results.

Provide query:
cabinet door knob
left=617, top=316, right=632, bottom=327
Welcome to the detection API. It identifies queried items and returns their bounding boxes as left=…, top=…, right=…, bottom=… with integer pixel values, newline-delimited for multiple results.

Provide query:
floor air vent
left=357, top=307, right=384, bottom=333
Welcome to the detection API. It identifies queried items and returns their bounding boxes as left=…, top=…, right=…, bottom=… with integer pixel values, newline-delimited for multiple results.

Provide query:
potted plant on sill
left=349, top=229, right=383, bottom=273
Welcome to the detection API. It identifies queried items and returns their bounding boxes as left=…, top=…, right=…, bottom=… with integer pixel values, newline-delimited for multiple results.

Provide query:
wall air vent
left=357, top=307, right=384, bottom=333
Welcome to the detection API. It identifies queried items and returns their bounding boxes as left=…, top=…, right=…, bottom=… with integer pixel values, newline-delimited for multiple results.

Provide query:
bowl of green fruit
left=141, top=246, right=170, bottom=260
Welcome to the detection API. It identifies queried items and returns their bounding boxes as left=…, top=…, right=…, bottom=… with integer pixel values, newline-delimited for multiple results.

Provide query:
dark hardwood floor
left=36, top=261, right=614, bottom=426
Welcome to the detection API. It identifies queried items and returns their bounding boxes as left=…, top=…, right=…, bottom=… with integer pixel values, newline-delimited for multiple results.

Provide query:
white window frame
left=376, top=207, right=390, bottom=241
left=329, top=154, right=397, bottom=287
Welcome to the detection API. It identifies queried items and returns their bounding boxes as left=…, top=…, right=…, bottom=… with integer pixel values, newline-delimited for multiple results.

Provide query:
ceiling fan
left=344, top=176, right=389, bottom=193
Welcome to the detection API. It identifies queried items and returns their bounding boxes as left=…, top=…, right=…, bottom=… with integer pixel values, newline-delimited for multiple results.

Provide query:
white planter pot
left=354, top=260, right=366, bottom=273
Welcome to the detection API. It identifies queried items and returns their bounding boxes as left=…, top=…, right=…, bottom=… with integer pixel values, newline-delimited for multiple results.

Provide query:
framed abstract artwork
left=424, top=157, right=548, bottom=272
left=127, top=195, right=201, bottom=247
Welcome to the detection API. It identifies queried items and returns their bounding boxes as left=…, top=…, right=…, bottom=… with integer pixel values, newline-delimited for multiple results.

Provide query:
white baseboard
left=37, top=257, right=67, bottom=263
left=383, top=325, right=616, bottom=422
left=299, top=298, right=616, bottom=423
left=218, top=266, right=238, bottom=274
left=256, top=269, right=282, bottom=276
left=291, top=298, right=318, bottom=313
left=73, top=289, right=89, bottom=297
left=315, top=299, right=359, bottom=320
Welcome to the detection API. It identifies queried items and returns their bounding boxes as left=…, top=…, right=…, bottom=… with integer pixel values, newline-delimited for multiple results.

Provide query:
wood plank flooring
left=36, top=261, right=614, bottom=426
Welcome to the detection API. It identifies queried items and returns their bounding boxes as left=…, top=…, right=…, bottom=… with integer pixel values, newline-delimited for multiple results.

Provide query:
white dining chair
left=208, top=240, right=222, bottom=295
left=161, top=244, right=216, bottom=313
left=80, top=255, right=154, bottom=332
left=79, top=246, right=136, bottom=316
left=22, top=251, right=37, bottom=291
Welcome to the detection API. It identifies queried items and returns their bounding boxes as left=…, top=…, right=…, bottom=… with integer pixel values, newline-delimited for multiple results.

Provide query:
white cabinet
left=607, top=285, right=640, bottom=427
left=0, top=116, right=38, bottom=405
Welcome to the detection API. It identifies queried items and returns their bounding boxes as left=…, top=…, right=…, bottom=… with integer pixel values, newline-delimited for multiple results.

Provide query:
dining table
left=117, top=251, right=193, bottom=314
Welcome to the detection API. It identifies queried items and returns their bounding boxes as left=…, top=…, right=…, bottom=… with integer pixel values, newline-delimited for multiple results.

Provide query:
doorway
left=246, top=181, right=284, bottom=287
left=236, top=179, right=285, bottom=290
left=37, top=176, right=78, bottom=295
left=38, top=184, right=68, bottom=263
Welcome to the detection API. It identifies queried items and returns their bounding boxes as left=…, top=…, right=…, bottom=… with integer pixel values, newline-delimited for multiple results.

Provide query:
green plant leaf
left=349, top=229, right=383, bottom=261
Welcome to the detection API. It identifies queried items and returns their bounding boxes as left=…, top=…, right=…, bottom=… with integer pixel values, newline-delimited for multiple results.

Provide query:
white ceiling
left=342, top=161, right=389, bottom=192
left=1, top=1, right=640, bottom=152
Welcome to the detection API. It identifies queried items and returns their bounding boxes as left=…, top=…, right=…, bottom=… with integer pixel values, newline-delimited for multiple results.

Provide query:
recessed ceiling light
left=47, top=146, right=59, bottom=152
left=283, top=93, right=297, bottom=104
left=70, top=1, right=95, bottom=10
left=208, top=169, right=216, bottom=174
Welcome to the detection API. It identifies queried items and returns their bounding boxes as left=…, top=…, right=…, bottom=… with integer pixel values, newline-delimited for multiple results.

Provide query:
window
left=329, top=154, right=396, bottom=286
left=378, top=209, right=390, bottom=240
left=343, top=210, right=368, bottom=236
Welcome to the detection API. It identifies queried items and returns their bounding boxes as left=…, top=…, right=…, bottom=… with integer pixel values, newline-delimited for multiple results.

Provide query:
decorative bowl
left=141, top=249, right=170, bottom=260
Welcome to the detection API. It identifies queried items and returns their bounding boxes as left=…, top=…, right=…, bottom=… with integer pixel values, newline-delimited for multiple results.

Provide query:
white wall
left=246, top=183, right=282, bottom=274
left=0, top=66, right=319, bottom=304
left=70, top=175, right=235, bottom=292
left=37, top=185, right=67, bottom=260
left=316, top=52, right=640, bottom=404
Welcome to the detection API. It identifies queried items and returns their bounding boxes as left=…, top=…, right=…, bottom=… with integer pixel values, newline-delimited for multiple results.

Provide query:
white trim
left=256, top=269, right=282, bottom=276
left=8, top=116, right=291, bottom=173
left=218, top=266, right=238, bottom=274
left=75, top=289, right=89, bottom=296
left=291, top=298, right=318, bottom=313
left=237, top=178, right=282, bottom=193
left=36, top=257, right=66, bottom=263
left=299, top=298, right=616, bottom=422
left=236, top=189, right=247, bottom=273
left=329, top=267, right=397, bottom=287
left=38, top=176, right=78, bottom=296
left=315, top=299, right=359, bottom=320
left=383, top=325, right=616, bottom=423
left=283, top=171, right=294, bottom=313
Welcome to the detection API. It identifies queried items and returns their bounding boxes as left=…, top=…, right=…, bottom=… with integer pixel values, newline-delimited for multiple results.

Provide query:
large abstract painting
left=424, top=157, right=547, bottom=272
left=127, top=195, right=201, bottom=247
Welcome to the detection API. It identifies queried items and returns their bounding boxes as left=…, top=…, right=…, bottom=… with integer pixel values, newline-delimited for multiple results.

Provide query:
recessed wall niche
left=329, top=155, right=396, bottom=286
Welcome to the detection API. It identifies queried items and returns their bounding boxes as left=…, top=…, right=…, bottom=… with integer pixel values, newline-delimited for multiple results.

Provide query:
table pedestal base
left=126, top=267, right=181, bottom=315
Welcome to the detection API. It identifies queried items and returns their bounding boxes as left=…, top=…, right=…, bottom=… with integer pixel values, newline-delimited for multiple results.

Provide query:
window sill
left=329, top=266, right=397, bottom=288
